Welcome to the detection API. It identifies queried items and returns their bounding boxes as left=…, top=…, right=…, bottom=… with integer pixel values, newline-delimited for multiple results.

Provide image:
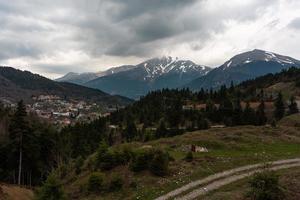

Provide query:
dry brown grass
left=0, top=184, right=33, bottom=200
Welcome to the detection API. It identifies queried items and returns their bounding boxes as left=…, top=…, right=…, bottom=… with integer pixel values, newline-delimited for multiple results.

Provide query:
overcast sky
left=0, top=0, right=300, bottom=78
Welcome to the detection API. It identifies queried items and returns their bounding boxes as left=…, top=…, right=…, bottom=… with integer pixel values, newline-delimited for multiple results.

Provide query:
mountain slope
left=55, top=72, right=99, bottom=84
left=84, top=56, right=211, bottom=98
left=55, top=65, right=136, bottom=85
left=185, top=49, right=300, bottom=90
left=0, top=66, right=132, bottom=106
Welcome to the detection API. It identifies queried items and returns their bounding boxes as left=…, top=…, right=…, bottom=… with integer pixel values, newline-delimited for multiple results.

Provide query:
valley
left=2, top=1, right=300, bottom=199
left=56, top=50, right=300, bottom=99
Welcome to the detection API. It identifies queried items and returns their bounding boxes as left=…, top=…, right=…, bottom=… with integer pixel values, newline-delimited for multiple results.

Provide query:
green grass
left=203, top=167, right=300, bottom=200
left=131, top=126, right=300, bottom=200
left=65, top=117, right=300, bottom=200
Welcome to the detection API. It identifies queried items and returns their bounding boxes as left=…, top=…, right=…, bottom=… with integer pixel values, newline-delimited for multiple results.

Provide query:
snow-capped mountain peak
left=140, top=56, right=211, bottom=80
left=221, top=49, right=298, bottom=70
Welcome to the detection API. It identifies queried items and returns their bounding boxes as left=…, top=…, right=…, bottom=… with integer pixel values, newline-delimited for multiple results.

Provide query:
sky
left=0, top=0, right=300, bottom=79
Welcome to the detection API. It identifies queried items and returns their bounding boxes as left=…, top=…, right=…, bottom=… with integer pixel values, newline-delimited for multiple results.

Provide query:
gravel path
left=176, top=162, right=300, bottom=200
left=155, top=158, right=300, bottom=200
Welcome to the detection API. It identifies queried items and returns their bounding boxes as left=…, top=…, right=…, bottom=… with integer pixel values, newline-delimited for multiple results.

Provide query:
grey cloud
left=107, top=0, right=197, bottom=21
left=289, top=17, right=300, bottom=29
left=0, top=0, right=296, bottom=77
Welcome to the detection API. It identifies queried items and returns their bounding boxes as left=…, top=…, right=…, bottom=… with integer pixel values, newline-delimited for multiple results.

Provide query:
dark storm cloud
left=107, top=0, right=197, bottom=21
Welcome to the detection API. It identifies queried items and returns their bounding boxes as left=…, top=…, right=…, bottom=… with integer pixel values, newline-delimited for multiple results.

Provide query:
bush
left=57, top=164, right=68, bottom=179
left=113, top=147, right=132, bottom=166
left=88, top=172, right=104, bottom=193
left=271, top=119, right=277, bottom=128
left=130, top=149, right=154, bottom=172
left=99, top=150, right=116, bottom=170
left=296, top=79, right=300, bottom=87
left=96, top=143, right=133, bottom=170
left=109, top=174, right=123, bottom=191
left=248, top=170, right=284, bottom=200
left=149, top=150, right=169, bottom=176
left=129, top=181, right=137, bottom=189
left=36, top=174, right=66, bottom=200
left=75, top=156, right=84, bottom=175
left=185, top=151, right=193, bottom=162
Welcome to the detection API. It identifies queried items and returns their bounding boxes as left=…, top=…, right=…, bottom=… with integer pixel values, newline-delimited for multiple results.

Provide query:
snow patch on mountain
left=220, top=49, right=298, bottom=70
left=141, top=56, right=210, bottom=80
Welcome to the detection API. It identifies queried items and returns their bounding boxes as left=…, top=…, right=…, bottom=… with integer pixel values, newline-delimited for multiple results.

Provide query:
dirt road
left=155, top=158, right=300, bottom=200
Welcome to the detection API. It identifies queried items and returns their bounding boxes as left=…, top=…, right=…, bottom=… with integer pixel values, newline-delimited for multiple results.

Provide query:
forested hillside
left=0, top=67, right=299, bottom=199
left=0, top=66, right=132, bottom=106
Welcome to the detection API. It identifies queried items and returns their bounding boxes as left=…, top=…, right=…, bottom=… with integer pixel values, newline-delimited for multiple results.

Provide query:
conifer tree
left=8, top=100, right=29, bottom=185
left=233, top=98, right=243, bottom=125
left=256, top=100, right=267, bottom=125
left=243, top=101, right=256, bottom=125
left=288, top=96, right=299, bottom=115
left=123, top=120, right=137, bottom=141
left=155, top=120, right=167, bottom=138
left=274, top=92, right=285, bottom=120
left=36, top=174, right=66, bottom=200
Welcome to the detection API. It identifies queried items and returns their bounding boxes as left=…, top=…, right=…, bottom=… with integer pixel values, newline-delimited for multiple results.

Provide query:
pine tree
left=219, top=95, right=233, bottom=125
left=205, top=99, right=217, bottom=121
left=256, top=100, right=267, bottom=125
left=123, top=120, right=137, bottom=142
left=36, top=174, right=66, bottom=200
left=288, top=96, right=299, bottom=115
left=8, top=100, right=29, bottom=185
left=243, top=101, right=256, bottom=125
left=155, top=120, right=167, bottom=138
left=233, top=98, right=243, bottom=125
left=274, top=92, right=285, bottom=120
left=229, top=81, right=235, bottom=94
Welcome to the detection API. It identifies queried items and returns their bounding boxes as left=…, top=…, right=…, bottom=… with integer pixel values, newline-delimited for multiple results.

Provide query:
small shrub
left=149, top=150, right=169, bottom=176
left=88, top=172, right=104, bottom=193
left=36, top=174, right=66, bottom=200
left=248, top=170, right=284, bottom=200
left=109, top=174, right=123, bottom=191
left=113, top=147, right=132, bottom=165
left=75, top=156, right=84, bottom=175
left=129, top=181, right=137, bottom=189
left=185, top=151, right=193, bottom=162
left=271, top=119, right=277, bottom=128
left=130, top=150, right=154, bottom=172
left=99, top=150, right=116, bottom=170
left=57, top=164, right=68, bottom=179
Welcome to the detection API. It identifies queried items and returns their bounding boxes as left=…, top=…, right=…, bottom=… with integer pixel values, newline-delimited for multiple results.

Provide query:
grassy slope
left=202, top=167, right=300, bottom=200
left=264, top=81, right=300, bottom=99
left=64, top=114, right=300, bottom=200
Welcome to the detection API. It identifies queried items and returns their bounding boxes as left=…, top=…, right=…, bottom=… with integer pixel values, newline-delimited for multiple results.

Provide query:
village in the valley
left=1, top=94, right=121, bottom=126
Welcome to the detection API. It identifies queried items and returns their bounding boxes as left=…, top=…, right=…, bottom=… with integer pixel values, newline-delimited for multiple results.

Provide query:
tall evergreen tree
left=219, top=95, right=233, bottom=125
left=155, top=120, right=167, bottom=138
left=274, top=92, right=285, bottom=120
left=123, top=120, right=137, bottom=141
left=8, top=100, right=29, bottom=185
left=288, top=96, right=299, bottom=115
left=243, top=101, right=256, bottom=125
left=256, top=100, right=267, bottom=125
left=232, top=98, right=243, bottom=125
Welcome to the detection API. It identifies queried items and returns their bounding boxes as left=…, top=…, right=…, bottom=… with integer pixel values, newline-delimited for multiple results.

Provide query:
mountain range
left=54, top=49, right=300, bottom=99
left=57, top=56, right=211, bottom=98
left=185, top=49, right=300, bottom=90
left=0, top=67, right=132, bottom=106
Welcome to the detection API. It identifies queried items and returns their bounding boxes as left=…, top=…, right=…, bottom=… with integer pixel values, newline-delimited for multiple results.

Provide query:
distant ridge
left=0, top=66, right=132, bottom=106
left=83, top=56, right=211, bottom=99
left=185, top=49, right=300, bottom=90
